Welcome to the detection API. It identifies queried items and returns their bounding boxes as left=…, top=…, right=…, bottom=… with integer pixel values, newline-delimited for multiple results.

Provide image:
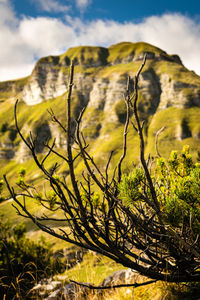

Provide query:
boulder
left=102, top=268, right=138, bottom=286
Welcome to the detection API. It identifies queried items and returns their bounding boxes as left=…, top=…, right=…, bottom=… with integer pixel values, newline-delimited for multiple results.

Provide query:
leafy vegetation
left=119, top=145, right=200, bottom=229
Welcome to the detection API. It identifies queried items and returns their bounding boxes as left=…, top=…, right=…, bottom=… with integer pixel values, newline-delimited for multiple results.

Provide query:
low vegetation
left=0, top=216, right=65, bottom=298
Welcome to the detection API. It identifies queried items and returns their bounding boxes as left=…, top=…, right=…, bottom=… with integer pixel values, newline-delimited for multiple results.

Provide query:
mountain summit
left=0, top=42, right=200, bottom=176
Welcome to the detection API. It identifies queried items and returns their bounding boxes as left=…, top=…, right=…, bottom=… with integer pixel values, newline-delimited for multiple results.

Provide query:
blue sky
left=1, top=0, right=200, bottom=80
left=13, top=0, right=200, bottom=22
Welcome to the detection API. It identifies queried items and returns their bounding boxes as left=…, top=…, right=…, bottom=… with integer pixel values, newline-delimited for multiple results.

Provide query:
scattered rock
left=31, top=279, right=89, bottom=299
left=30, top=279, right=62, bottom=298
left=102, top=268, right=138, bottom=286
left=47, top=282, right=88, bottom=300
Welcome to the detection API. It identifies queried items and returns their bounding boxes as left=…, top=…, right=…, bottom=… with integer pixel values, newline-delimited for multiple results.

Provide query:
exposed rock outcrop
left=158, top=74, right=200, bottom=110
left=21, top=63, right=68, bottom=105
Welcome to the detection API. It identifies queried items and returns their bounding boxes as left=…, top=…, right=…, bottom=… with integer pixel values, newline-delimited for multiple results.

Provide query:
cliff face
left=16, top=42, right=200, bottom=111
left=0, top=41, right=200, bottom=166
left=20, top=57, right=68, bottom=105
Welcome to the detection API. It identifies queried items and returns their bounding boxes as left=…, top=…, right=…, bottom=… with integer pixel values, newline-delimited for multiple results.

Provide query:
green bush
left=118, top=145, right=200, bottom=230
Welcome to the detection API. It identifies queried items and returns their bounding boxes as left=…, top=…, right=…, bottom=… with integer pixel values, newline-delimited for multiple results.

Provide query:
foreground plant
left=4, top=56, right=200, bottom=289
left=0, top=217, right=64, bottom=298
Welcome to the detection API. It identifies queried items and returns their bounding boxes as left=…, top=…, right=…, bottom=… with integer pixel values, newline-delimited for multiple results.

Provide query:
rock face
left=21, top=58, right=68, bottom=105
left=158, top=74, right=200, bottom=110
left=0, top=41, right=200, bottom=163
left=10, top=42, right=199, bottom=110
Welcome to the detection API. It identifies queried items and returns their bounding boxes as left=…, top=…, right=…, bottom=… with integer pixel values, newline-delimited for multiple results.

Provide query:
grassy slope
left=0, top=76, right=29, bottom=101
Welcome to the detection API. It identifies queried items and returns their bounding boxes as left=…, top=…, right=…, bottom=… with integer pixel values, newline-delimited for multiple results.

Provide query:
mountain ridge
left=0, top=41, right=200, bottom=182
left=0, top=41, right=185, bottom=105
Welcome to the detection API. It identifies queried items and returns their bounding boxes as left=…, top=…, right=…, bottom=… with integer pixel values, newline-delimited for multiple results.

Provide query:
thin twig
left=70, top=279, right=157, bottom=290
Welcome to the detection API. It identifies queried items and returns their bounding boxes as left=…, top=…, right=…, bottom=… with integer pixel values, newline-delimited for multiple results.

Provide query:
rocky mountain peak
left=0, top=41, right=200, bottom=164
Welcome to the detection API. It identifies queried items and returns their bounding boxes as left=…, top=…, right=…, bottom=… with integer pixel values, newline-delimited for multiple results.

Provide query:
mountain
left=0, top=41, right=200, bottom=183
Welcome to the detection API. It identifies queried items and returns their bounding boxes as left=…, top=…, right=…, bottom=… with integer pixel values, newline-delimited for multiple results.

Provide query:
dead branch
left=70, top=279, right=157, bottom=290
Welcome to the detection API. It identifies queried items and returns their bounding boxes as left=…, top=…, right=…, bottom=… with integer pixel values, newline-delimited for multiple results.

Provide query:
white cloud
left=75, top=0, right=92, bottom=10
left=0, top=0, right=17, bottom=26
left=19, top=17, right=76, bottom=55
left=0, top=2, right=73, bottom=80
left=1, top=1, right=200, bottom=81
left=33, top=0, right=69, bottom=13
